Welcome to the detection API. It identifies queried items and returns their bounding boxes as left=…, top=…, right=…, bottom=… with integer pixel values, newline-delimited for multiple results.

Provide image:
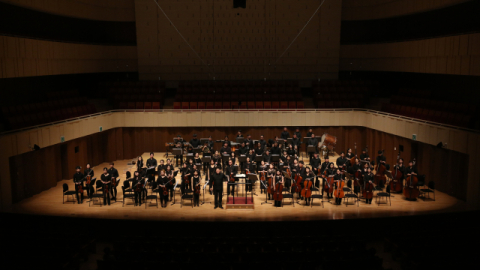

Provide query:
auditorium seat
left=272, top=101, right=280, bottom=109
left=247, top=101, right=255, bottom=109
left=152, top=102, right=160, bottom=110
left=255, top=101, right=263, bottom=109
left=197, top=102, right=205, bottom=109
left=214, top=102, right=222, bottom=109
left=136, top=102, right=144, bottom=109
left=144, top=102, right=152, bottom=109
left=182, top=102, right=190, bottom=109
left=263, top=101, right=272, bottom=109
left=206, top=102, right=214, bottom=109
left=189, top=102, right=197, bottom=109
left=296, top=101, right=304, bottom=109
left=280, top=101, right=288, bottom=109
left=223, top=102, right=231, bottom=109
left=127, top=102, right=136, bottom=110
left=288, top=101, right=296, bottom=109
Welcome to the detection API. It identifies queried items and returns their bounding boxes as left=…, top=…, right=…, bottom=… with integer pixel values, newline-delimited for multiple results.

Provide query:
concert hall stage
left=5, top=152, right=468, bottom=222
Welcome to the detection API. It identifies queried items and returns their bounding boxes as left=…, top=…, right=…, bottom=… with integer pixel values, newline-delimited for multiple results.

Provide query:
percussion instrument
left=319, top=133, right=337, bottom=150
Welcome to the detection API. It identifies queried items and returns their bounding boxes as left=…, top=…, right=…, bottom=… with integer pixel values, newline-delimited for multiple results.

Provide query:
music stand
left=200, top=138, right=209, bottom=145
left=260, top=179, right=272, bottom=205
left=201, top=179, right=212, bottom=205
left=234, top=149, right=240, bottom=156
left=186, top=153, right=194, bottom=163
left=238, top=155, right=247, bottom=168
left=307, top=145, right=316, bottom=156
left=222, top=154, right=230, bottom=167
left=255, top=155, right=263, bottom=163
left=193, top=147, right=202, bottom=154
left=174, top=138, right=183, bottom=144
left=247, top=173, right=259, bottom=196
left=286, top=138, right=293, bottom=146
left=271, top=154, right=280, bottom=166
left=236, top=137, right=244, bottom=144
left=304, top=137, right=310, bottom=154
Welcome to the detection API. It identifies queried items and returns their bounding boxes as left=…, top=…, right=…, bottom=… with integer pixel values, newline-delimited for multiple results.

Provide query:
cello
left=294, top=172, right=303, bottom=194
left=267, top=175, right=274, bottom=195
left=374, top=150, right=387, bottom=187
left=334, top=178, right=345, bottom=199
left=391, top=160, right=404, bottom=193
left=301, top=177, right=313, bottom=199
left=273, top=179, right=283, bottom=202
left=354, top=169, right=363, bottom=192
left=403, top=173, right=419, bottom=200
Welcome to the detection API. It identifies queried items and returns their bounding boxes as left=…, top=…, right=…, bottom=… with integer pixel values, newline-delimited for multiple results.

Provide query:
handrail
left=1, top=108, right=478, bottom=136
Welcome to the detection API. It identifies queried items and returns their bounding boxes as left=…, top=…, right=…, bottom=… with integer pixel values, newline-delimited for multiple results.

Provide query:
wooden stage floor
left=7, top=152, right=468, bottom=222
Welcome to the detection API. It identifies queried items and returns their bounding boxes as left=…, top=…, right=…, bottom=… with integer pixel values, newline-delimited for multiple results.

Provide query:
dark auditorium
left=1, top=0, right=479, bottom=269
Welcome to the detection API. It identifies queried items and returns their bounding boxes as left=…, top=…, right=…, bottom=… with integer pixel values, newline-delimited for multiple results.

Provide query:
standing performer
left=323, top=162, right=336, bottom=199
left=146, top=152, right=158, bottom=170
left=136, top=156, right=144, bottom=173
left=73, top=166, right=84, bottom=204
left=376, top=150, right=388, bottom=170
left=210, top=167, right=226, bottom=209
left=165, top=165, right=175, bottom=200
left=310, top=153, right=322, bottom=188
left=267, top=164, right=276, bottom=200
left=281, top=127, right=290, bottom=140
left=100, top=168, right=111, bottom=206
left=245, top=157, right=255, bottom=192
left=225, top=159, right=237, bottom=196
left=132, top=171, right=144, bottom=206
left=307, top=133, right=318, bottom=163
left=334, top=168, right=345, bottom=205
left=181, top=163, right=191, bottom=195
left=293, top=127, right=302, bottom=140
left=157, top=159, right=166, bottom=174
left=175, top=141, right=183, bottom=166
left=363, top=167, right=374, bottom=204
left=207, top=160, right=217, bottom=195
left=303, top=167, right=315, bottom=205
left=259, top=161, right=268, bottom=194
left=189, top=134, right=200, bottom=148
left=107, top=163, right=119, bottom=201
left=192, top=170, right=201, bottom=207
left=273, top=170, right=284, bottom=207
left=83, top=163, right=94, bottom=199
left=245, top=134, right=253, bottom=150
left=336, top=152, right=348, bottom=172
left=157, top=170, right=169, bottom=208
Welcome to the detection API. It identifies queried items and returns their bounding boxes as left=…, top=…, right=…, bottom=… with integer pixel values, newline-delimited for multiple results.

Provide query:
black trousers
left=194, top=193, right=200, bottom=206
left=103, top=184, right=111, bottom=205
left=110, top=186, right=117, bottom=200
left=86, top=185, right=93, bottom=198
left=175, top=155, right=183, bottom=166
left=75, top=185, right=84, bottom=203
left=274, top=200, right=282, bottom=207
left=214, top=189, right=223, bottom=207
left=335, top=197, right=342, bottom=205
left=227, top=182, right=236, bottom=196
left=168, top=186, right=174, bottom=199
left=160, top=192, right=168, bottom=205
left=322, top=178, right=332, bottom=198
left=246, top=179, right=252, bottom=192
left=365, top=198, right=373, bottom=204
left=135, top=191, right=142, bottom=205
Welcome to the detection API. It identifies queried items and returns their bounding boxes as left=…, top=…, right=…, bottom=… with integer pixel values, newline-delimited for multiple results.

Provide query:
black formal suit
left=211, top=172, right=226, bottom=207
left=225, top=165, right=238, bottom=196
left=73, top=172, right=84, bottom=203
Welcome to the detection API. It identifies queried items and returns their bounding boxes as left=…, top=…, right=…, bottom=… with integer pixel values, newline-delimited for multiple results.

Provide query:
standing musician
left=207, top=160, right=217, bottom=195
left=259, top=161, right=268, bottom=194
left=157, top=159, right=166, bottom=174
left=165, top=165, right=175, bottom=199
left=157, top=170, right=169, bottom=208
left=245, top=134, right=253, bottom=150
left=376, top=150, right=388, bottom=170
left=336, top=152, right=348, bottom=172
left=236, top=130, right=243, bottom=138
left=212, top=151, right=222, bottom=169
left=297, top=161, right=307, bottom=199
left=100, top=168, right=111, bottom=205
left=175, top=141, right=184, bottom=166
left=394, top=158, right=406, bottom=179
left=310, top=153, right=322, bottom=188
left=245, top=157, right=255, bottom=192
left=180, top=163, right=191, bottom=195
left=84, top=163, right=94, bottom=199
left=307, top=133, right=318, bottom=163
left=73, top=166, right=84, bottom=204
left=146, top=152, right=158, bottom=171
left=107, top=163, right=119, bottom=201
left=292, top=134, right=301, bottom=149
left=267, top=164, right=276, bottom=200
left=281, top=127, right=290, bottom=140
left=363, top=167, right=374, bottom=204
left=323, top=162, right=336, bottom=199
left=136, top=156, right=144, bottom=173
left=189, top=134, right=200, bottom=148
left=273, top=170, right=284, bottom=207
left=220, top=142, right=232, bottom=166
left=360, top=149, right=371, bottom=164
left=303, top=167, right=315, bottom=206
left=293, top=127, right=302, bottom=140
left=225, top=159, right=237, bottom=196
left=270, top=142, right=281, bottom=155
left=306, top=128, right=314, bottom=138
left=210, top=167, right=226, bottom=209
left=334, top=168, right=345, bottom=205
left=258, top=135, right=267, bottom=149
left=263, top=150, right=272, bottom=165
left=132, top=171, right=144, bottom=206
left=352, top=158, right=363, bottom=194
left=192, top=170, right=201, bottom=207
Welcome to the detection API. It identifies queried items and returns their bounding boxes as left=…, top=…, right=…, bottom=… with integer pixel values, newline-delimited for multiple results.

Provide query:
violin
left=77, top=183, right=83, bottom=193
left=301, top=178, right=313, bottom=198
left=135, top=177, right=145, bottom=193
left=403, top=173, right=419, bottom=200
left=286, top=166, right=292, bottom=178
left=86, top=175, right=91, bottom=186
left=111, top=177, right=117, bottom=188
left=229, top=172, right=235, bottom=182
left=183, top=173, right=190, bottom=185
left=334, top=179, right=345, bottom=198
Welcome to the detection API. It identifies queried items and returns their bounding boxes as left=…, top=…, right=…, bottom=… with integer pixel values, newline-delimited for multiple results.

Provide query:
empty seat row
left=117, top=102, right=162, bottom=110
left=390, top=95, right=476, bottom=115
left=312, top=80, right=378, bottom=87
left=175, top=92, right=302, bottom=102
left=173, top=101, right=304, bottom=110
left=114, top=94, right=164, bottom=103
left=1, top=97, right=88, bottom=118
left=179, top=80, right=299, bottom=88
left=177, top=86, right=301, bottom=94
left=315, top=100, right=363, bottom=109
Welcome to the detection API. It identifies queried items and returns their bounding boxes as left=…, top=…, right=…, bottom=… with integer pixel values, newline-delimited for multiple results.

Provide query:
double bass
left=403, top=173, right=419, bottom=200
left=391, top=161, right=404, bottom=193
left=354, top=169, right=363, bottom=191
left=267, top=175, right=274, bottom=195
left=374, top=150, right=387, bottom=187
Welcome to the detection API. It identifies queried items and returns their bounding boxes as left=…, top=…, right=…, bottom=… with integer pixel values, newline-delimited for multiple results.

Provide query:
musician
left=297, top=161, right=307, bottom=199
left=100, top=168, right=111, bottom=205
left=73, top=166, right=84, bottom=204
left=194, top=152, right=202, bottom=166
left=273, top=170, right=284, bottom=207
left=310, top=153, right=322, bottom=188
left=187, top=158, right=195, bottom=171
left=292, top=134, right=301, bottom=149
left=323, top=162, right=336, bottom=199
left=175, top=135, right=184, bottom=147
left=136, top=156, right=144, bottom=173
left=280, top=151, right=289, bottom=165
left=394, top=158, right=406, bottom=179
left=291, top=159, right=299, bottom=176
left=166, top=158, right=175, bottom=170
left=270, top=142, right=281, bottom=155
left=207, top=160, right=216, bottom=195
left=107, top=163, right=119, bottom=201
left=267, top=164, right=276, bottom=200
left=255, top=142, right=264, bottom=156
left=263, top=150, right=272, bottom=164
left=363, top=167, right=374, bottom=204
left=165, top=165, right=175, bottom=199
left=225, top=159, right=237, bottom=196
left=294, top=127, right=302, bottom=140
left=186, top=144, right=194, bottom=154
left=293, top=145, right=300, bottom=160
left=334, top=168, right=345, bottom=205
left=359, top=149, right=371, bottom=164
left=245, top=134, right=253, bottom=150
left=306, top=128, right=314, bottom=138
left=247, top=149, right=255, bottom=161
left=258, top=161, right=268, bottom=194
left=146, top=152, right=158, bottom=169
left=175, top=141, right=184, bottom=166
left=220, top=142, right=232, bottom=156
left=192, top=170, right=201, bottom=207
left=212, top=151, right=222, bottom=169
left=207, top=136, right=215, bottom=151
left=352, top=158, right=363, bottom=194
left=180, top=163, right=191, bottom=195
left=229, top=152, right=236, bottom=166
left=238, top=142, right=248, bottom=155
left=236, top=130, right=243, bottom=138
left=157, top=159, right=166, bottom=174
left=202, top=142, right=211, bottom=158
left=307, top=133, right=318, bottom=162
left=376, top=150, right=388, bottom=170
left=84, top=163, right=94, bottom=199
left=157, top=170, right=169, bottom=208
left=210, top=167, right=226, bottom=209
left=258, top=135, right=266, bottom=149
left=303, top=167, right=315, bottom=206
left=346, top=148, right=354, bottom=160
left=405, top=161, right=418, bottom=180
left=191, top=164, right=201, bottom=180
left=223, top=136, right=232, bottom=147
left=336, top=152, right=348, bottom=172
left=245, top=157, right=255, bottom=192
left=132, top=171, right=144, bottom=206
left=189, top=134, right=200, bottom=148
left=286, top=144, right=295, bottom=157
left=281, top=127, right=290, bottom=140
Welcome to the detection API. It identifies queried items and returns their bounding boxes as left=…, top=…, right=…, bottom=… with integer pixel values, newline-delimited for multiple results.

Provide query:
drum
left=319, top=133, right=337, bottom=150
left=321, top=145, right=328, bottom=159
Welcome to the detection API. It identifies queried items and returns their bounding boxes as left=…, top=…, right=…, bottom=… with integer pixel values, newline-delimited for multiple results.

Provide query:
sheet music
left=235, top=174, right=246, bottom=178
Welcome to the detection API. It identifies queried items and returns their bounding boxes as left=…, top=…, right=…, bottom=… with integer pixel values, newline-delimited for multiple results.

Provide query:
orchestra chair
left=181, top=191, right=194, bottom=208
left=282, top=190, right=295, bottom=207
left=420, top=181, right=435, bottom=201
left=62, top=183, right=77, bottom=204
left=310, top=191, right=323, bottom=208
left=145, top=184, right=158, bottom=208
left=89, top=188, right=104, bottom=207
left=344, top=192, right=359, bottom=207
left=122, top=186, right=135, bottom=207
left=123, top=180, right=133, bottom=195
left=343, top=179, right=353, bottom=193
left=95, top=180, right=104, bottom=193
left=376, top=185, right=391, bottom=206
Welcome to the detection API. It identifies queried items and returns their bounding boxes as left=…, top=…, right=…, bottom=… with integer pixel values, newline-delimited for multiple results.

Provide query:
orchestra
left=69, top=131, right=423, bottom=209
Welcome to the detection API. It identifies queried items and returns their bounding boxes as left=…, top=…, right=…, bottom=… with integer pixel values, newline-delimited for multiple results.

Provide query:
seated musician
left=359, top=149, right=371, bottom=164
left=267, top=164, right=276, bottom=200
left=186, top=144, right=194, bottom=154
left=258, top=135, right=266, bottom=149
left=405, top=161, right=418, bottom=186
left=247, top=149, right=255, bottom=162
left=236, top=130, right=243, bottom=138
left=223, top=136, right=232, bottom=147
left=180, top=163, right=191, bottom=195
left=346, top=148, right=354, bottom=160
left=157, top=170, right=169, bottom=208
left=273, top=170, right=285, bottom=207
left=202, top=142, right=211, bottom=158
left=336, top=152, right=348, bottom=172
left=286, top=144, right=295, bottom=157
left=363, top=167, right=374, bottom=204
left=229, top=152, right=236, bottom=166
left=376, top=150, right=388, bottom=170
left=307, top=133, right=318, bottom=163
left=73, top=166, right=84, bottom=204
left=270, top=142, right=281, bottom=155
left=136, top=156, right=144, bottom=173
left=310, top=153, right=321, bottom=187
left=187, top=158, right=194, bottom=171
left=100, top=168, right=111, bottom=205
left=280, top=151, right=289, bottom=165
left=165, top=165, right=175, bottom=199
left=194, top=152, right=202, bottom=166
left=297, top=161, right=307, bottom=199
left=306, top=128, right=314, bottom=138
left=293, top=145, right=300, bottom=159
left=352, top=158, right=363, bottom=194
left=303, top=167, right=315, bottom=206
left=107, top=163, right=119, bottom=201
left=255, top=142, right=264, bottom=156
left=210, top=167, right=227, bottom=209
left=281, top=127, right=290, bottom=140
left=334, top=168, right=345, bottom=205
left=166, top=158, right=174, bottom=170
left=192, top=170, right=201, bottom=207
left=207, top=136, right=214, bottom=151
left=225, top=159, right=238, bottom=196
left=84, top=163, right=94, bottom=199
left=263, top=150, right=272, bottom=165
left=258, top=161, right=268, bottom=194
left=189, top=134, right=200, bottom=148
left=132, top=171, right=144, bottom=206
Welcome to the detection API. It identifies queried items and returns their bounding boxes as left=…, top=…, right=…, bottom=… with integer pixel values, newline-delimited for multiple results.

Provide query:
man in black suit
left=189, top=134, right=200, bottom=148
left=281, top=127, right=290, bottom=140
left=307, top=133, right=318, bottom=163
left=107, top=162, right=119, bottom=200
left=210, top=167, right=226, bottom=209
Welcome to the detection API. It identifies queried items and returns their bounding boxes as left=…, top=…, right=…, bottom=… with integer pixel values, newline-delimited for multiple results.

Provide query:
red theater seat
left=214, top=102, right=222, bottom=109
left=263, top=101, right=272, bottom=109
left=144, top=102, right=152, bottom=109
left=288, top=101, right=296, bottom=109
left=255, top=101, right=263, bottom=109
left=136, top=102, right=144, bottom=109
left=197, top=102, right=205, bottom=109
left=182, top=102, right=190, bottom=109
left=152, top=102, right=160, bottom=109
left=189, top=102, right=197, bottom=109
left=127, top=102, right=135, bottom=109
left=223, top=102, right=231, bottom=109
left=272, top=101, right=280, bottom=109
left=280, top=101, right=288, bottom=109
left=247, top=101, right=255, bottom=109
left=173, top=102, right=181, bottom=109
